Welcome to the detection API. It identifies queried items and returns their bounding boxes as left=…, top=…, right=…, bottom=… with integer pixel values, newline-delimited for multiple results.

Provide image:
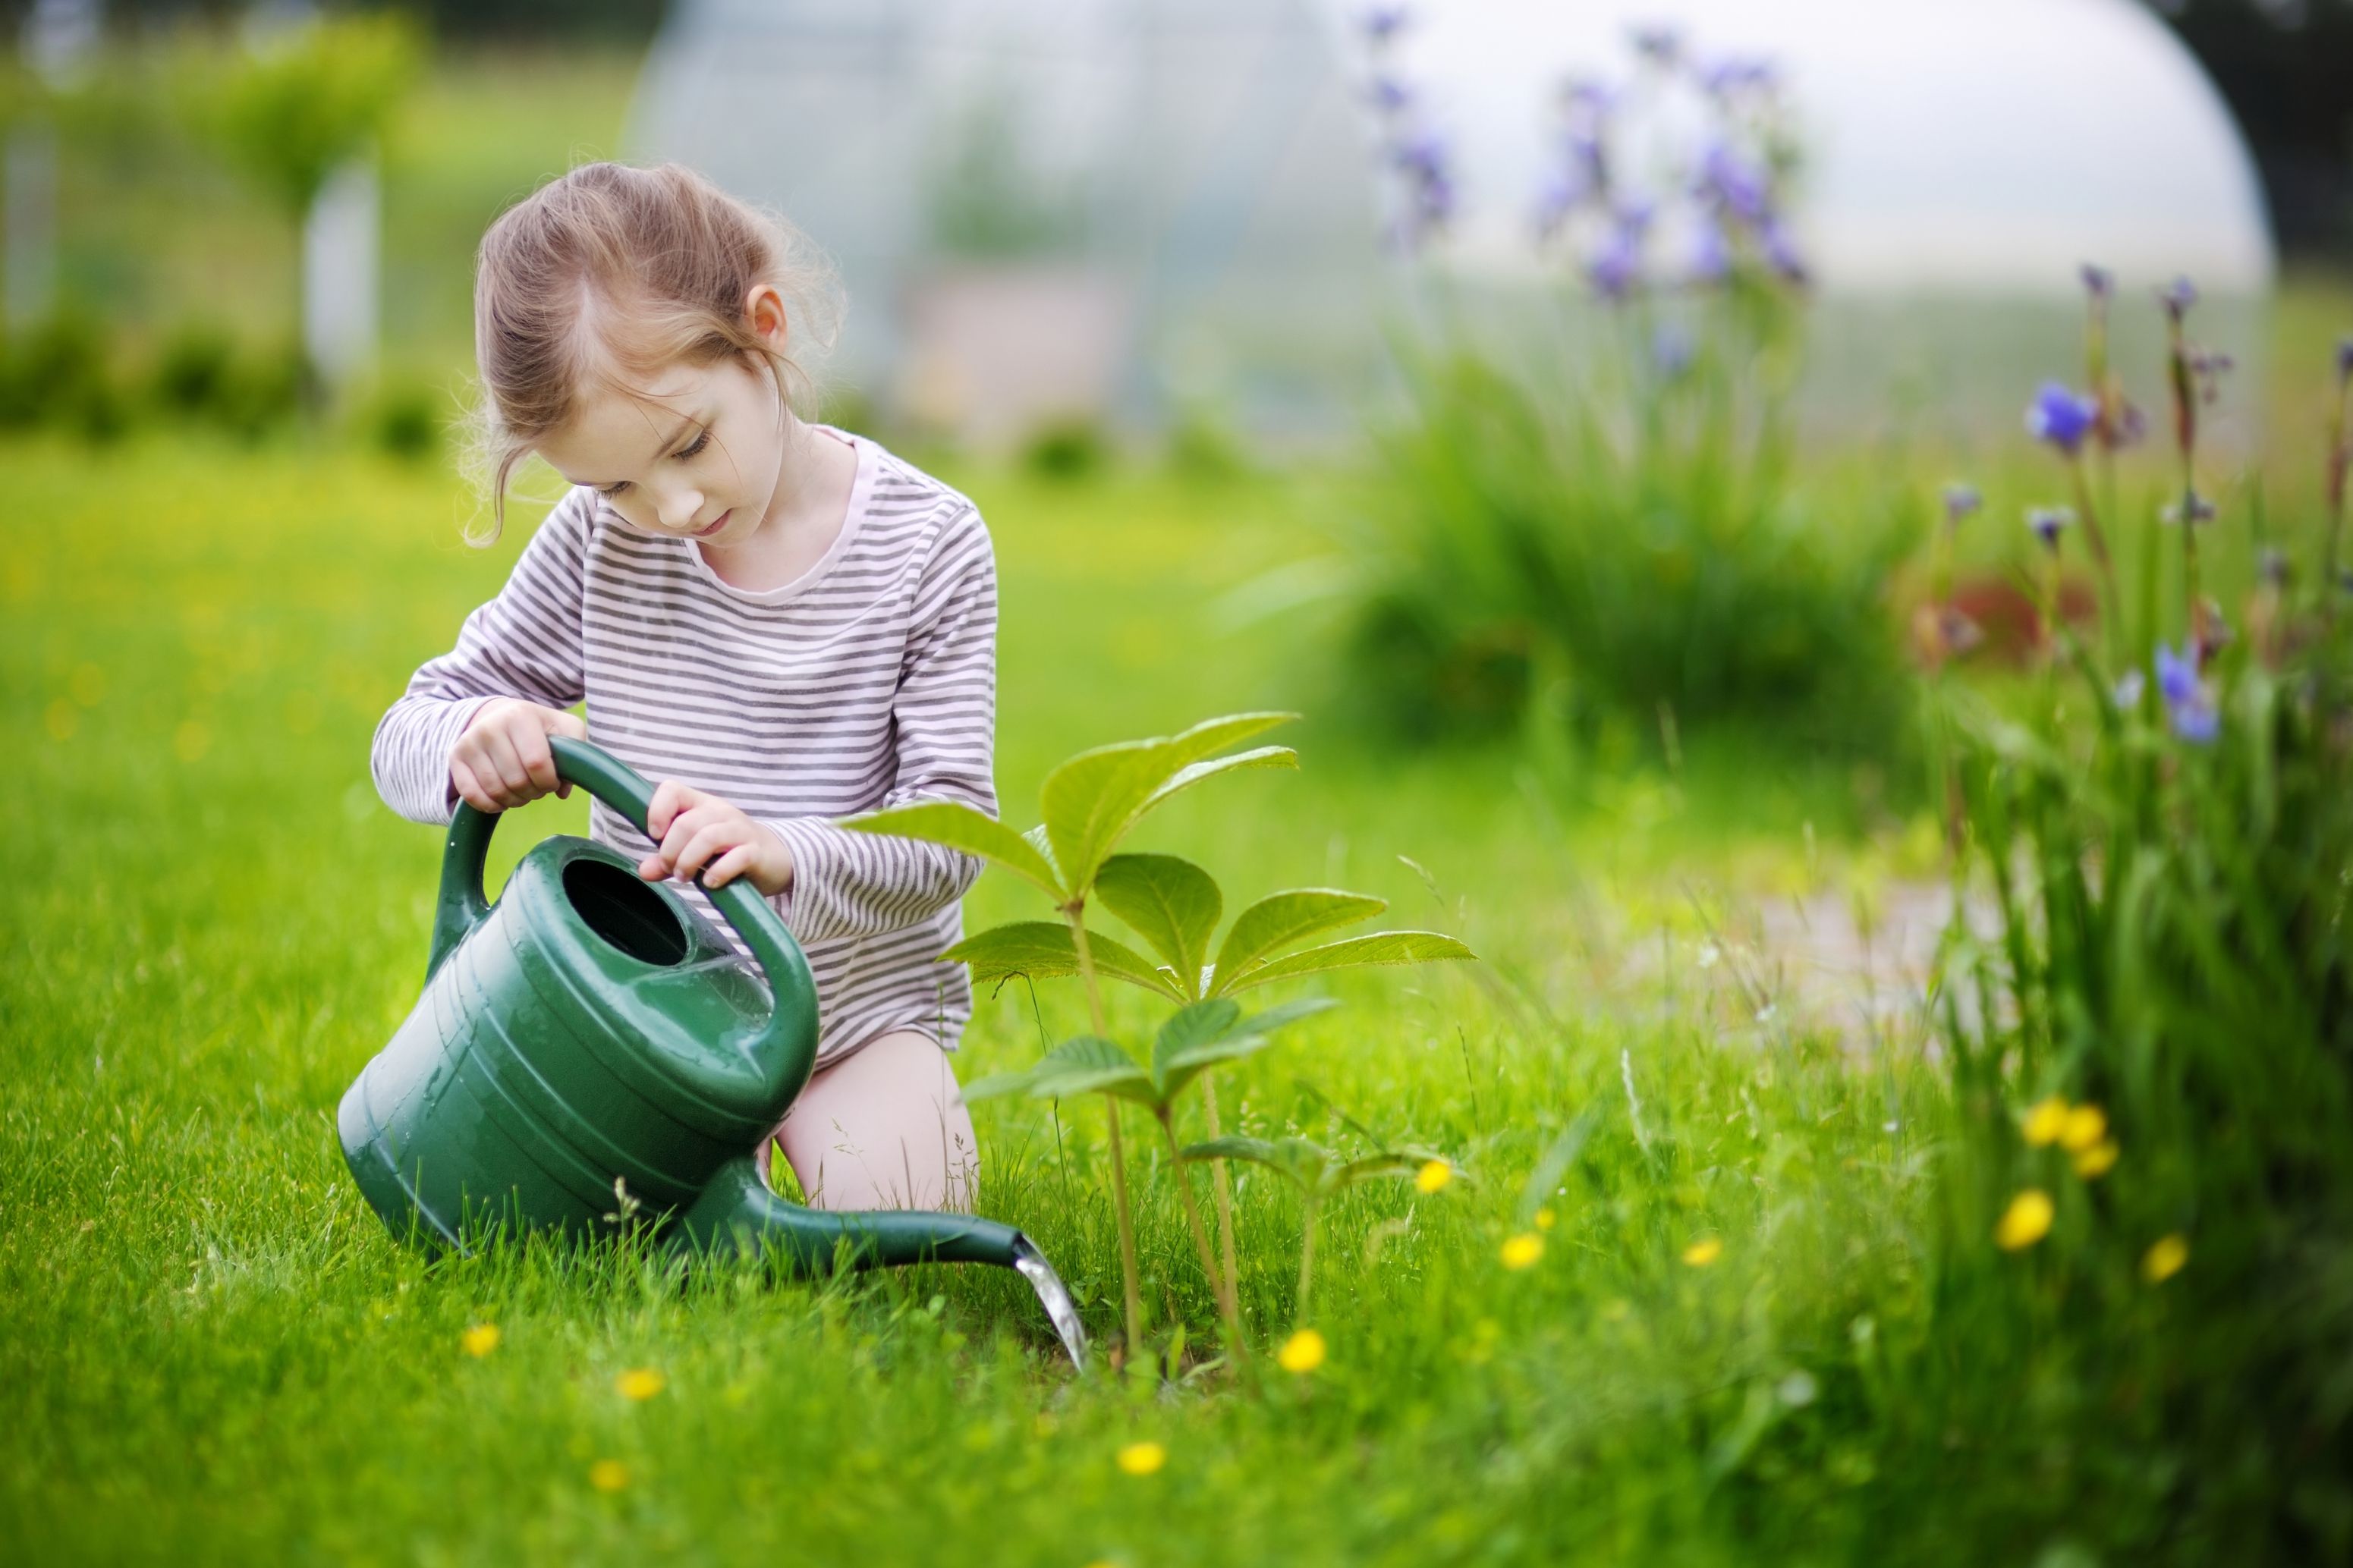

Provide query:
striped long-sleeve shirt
left=370, top=429, right=995, bottom=1069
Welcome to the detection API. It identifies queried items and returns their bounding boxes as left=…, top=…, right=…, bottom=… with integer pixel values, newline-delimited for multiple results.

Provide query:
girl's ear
left=745, top=283, right=789, bottom=347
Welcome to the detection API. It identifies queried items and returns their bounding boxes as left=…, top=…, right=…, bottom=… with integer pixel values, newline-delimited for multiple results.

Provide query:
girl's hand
left=450, top=699, right=589, bottom=813
left=640, top=781, right=794, bottom=897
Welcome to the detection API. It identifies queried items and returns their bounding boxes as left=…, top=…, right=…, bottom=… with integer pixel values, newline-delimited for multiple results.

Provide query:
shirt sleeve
left=757, top=504, right=998, bottom=943
left=369, top=490, right=594, bottom=826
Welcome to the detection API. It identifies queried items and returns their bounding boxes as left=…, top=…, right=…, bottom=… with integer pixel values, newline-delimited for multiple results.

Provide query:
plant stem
left=1066, top=911, right=1143, bottom=1361
left=1199, top=1074, right=1241, bottom=1325
left=1296, top=1197, right=1320, bottom=1321
left=1159, top=1108, right=1242, bottom=1354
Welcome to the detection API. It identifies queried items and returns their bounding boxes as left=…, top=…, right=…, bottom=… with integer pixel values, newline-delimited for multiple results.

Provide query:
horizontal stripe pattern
left=370, top=431, right=995, bottom=1069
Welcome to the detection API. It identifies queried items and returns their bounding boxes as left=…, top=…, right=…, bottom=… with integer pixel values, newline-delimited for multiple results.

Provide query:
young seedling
left=846, top=712, right=1476, bottom=1362
left=966, top=995, right=1336, bottom=1352
left=1181, top=1127, right=1455, bottom=1321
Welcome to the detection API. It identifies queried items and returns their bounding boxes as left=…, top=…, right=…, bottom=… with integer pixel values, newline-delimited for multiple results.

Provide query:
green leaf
left=1179, top=1133, right=1333, bottom=1192
left=1209, top=890, right=1388, bottom=994
left=937, top=921, right=1185, bottom=1001
left=1026, top=1035, right=1154, bottom=1105
left=961, top=1068, right=1041, bottom=1103
left=1150, top=996, right=1335, bottom=1100
left=1039, top=714, right=1295, bottom=896
left=1326, top=1152, right=1425, bottom=1196
left=1095, top=853, right=1222, bottom=996
left=1218, top=931, right=1477, bottom=994
left=845, top=802, right=1063, bottom=897
left=1136, top=745, right=1299, bottom=819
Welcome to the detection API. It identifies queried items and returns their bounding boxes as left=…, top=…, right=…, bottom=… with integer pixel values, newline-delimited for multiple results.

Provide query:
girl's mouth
left=694, top=509, right=732, bottom=539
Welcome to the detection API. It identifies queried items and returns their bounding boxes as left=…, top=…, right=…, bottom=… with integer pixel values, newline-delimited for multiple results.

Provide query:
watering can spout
left=672, top=1157, right=1089, bottom=1368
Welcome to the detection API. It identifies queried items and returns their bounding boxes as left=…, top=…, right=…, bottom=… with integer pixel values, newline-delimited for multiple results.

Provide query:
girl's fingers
left=703, top=844, right=755, bottom=889
left=451, top=758, right=495, bottom=815
left=671, top=820, right=744, bottom=884
left=479, top=730, right=533, bottom=800
left=637, top=853, right=668, bottom=882
left=646, top=780, right=704, bottom=839
left=514, top=724, right=560, bottom=797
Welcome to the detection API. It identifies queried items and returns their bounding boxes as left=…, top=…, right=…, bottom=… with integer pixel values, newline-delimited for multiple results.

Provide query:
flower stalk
left=1064, top=910, right=1143, bottom=1361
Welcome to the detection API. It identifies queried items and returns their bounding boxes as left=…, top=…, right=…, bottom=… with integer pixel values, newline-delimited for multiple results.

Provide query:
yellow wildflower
left=1415, top=1160, right=1453, bottom=1195
left=1995, top=1189, right=2055, bottom=1251
left=588, top=1460, right=628, bottom=1493
left=2142, top=1233, right=2189, bottom=1284
left=2059, top=1104, right=2107, bottom=1153
left=1115, top=1441, right=1165, bottom=1476
left=615, top=1368, right=666, bottom=1401
left=1500, top=1233, right=1545, bottom=1271
left=1277, top=1329, right=1327, bottom=1375
left=1534, top=1207, right=1557, bottom=1232
left=2022, top=1097, right=2071, bottom=1147
left=1682, top=1236, right=1723, bottom=1268
left=460, top=1324, right=501, bottom=1358
left=2072, top=1139, right=2119, bottom=1180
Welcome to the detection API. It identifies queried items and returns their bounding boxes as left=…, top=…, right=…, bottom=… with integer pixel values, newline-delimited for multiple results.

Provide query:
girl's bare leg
left=756, top=1029, right=979, bottom=1211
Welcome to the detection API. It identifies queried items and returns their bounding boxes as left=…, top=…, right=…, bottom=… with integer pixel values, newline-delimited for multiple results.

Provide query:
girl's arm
left=757, top=506, right=1000, bottom=943
left=370, top=491, right=593, bottom=825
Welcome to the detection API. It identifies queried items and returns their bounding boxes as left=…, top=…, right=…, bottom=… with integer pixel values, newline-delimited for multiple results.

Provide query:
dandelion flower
left=2143, top=1233, right=2189, bottom=1284
left=1415, top=1160, right=1453, bottom=1195
left=615, top=1368, right=666, bottom=1401
left=1116, top=1441, right=1166, bottom=1476
left=2073, top=1140, right=2119, bottom=1180
left=1278, top=1329, right=1327, bottom=1375
left=589, top=1460, right=628, bottom=1493
left=1500, top=1233, right=1545, bottom=1271
left=2058, top=1105, right=2107, bottom=1153
left=1996, top=1189, right=2055, bottom=1251
left=2022, top=1097, right=2071, bottom=1147
left=1534, top=1207, right=1557, bottom=1232
left=1682, top=1236, right=1723, bottom=1268
left=460, top=1324, right=501, bottom=1358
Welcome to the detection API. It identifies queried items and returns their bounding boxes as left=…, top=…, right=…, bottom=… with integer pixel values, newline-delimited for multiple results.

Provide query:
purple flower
left=2026, top=382, right=2098, bottom=455
left=1943, top=483, right=1982, bottom=526
left=1558, top=76, right=1616, bottom=119
left=1688, top=213, right=1730, bottom=283
left=2259, top=546, right=2289, bottom=589
left=1698, top=141, right=1771, bottom=223
left=2338, top=336, right=2353, bottom=387
left=1367, top=74, right=1413, bottom=115
left=1759, top=217, right=1807, bottom=284
left=2155, top=644, right=2217, bottom=743
left=2160, top=276, right=2198, bottom=322
left=2027, top=506, right=2074, bottom=551
left=1587, top=224, right=1644, bottom=300
left=1653, top=322, right=1694, bottom=379
left=1533, top=170, right=1584, bottom=240
left=2191, top=350, right=2234, bottom=405
left=1698, top=54, right=1777, bottom=96
left=1630, top=24, right=1682, bottom=66
left=2154, top=641, right=2199, bottom=706
left=1392, top=130, right=1448, bottom=181
left=1361, top=6, right=1410, bottom=44
left=2081, top=263, right=2114, bottom=300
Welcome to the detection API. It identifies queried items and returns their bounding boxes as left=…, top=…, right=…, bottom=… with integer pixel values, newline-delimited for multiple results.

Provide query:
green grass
left=0, top=431, right=2061, bottom=1566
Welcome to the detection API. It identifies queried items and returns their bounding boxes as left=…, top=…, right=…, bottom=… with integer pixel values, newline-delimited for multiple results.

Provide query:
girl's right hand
left=449, top=699, right=590, bottom=813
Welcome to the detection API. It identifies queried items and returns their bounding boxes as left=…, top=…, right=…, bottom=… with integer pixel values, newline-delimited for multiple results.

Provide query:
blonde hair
left=461, top=160, right=842, bottom=542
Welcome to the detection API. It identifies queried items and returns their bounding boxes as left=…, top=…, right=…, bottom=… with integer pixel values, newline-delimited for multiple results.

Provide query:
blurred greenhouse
left=628, top=0, right=2276, bottom=447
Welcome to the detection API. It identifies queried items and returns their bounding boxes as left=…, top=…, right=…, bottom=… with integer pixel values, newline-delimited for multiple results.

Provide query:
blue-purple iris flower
left=1697, top=54, right=1776, bottom=96
left=2027, top=507, right=2073, bottom=550
left=2160, top=276, right=2198, bottom=321
left=1361, top=6, right=1409, bottom=44
left=1699, top=141, right=1770, bottom=223
left=2080, top=263, right=2114, bottom=301
left=2338, top=336, right=2353, bottom=386
left=1943, top=483, right=1981, bottom=525
left=2027, top=382, right=2098, bottom=455
left=1367, top=74, right=1412, bottom=115
left=2153, top=643, right=2218, bottom=743
left=1653, top=322, right=1694, bottom=379
left=1688, top=213, right=1730, bottom=283
left=1758, top=217, right=1807, bottom=284
left=1588, top=225, right=1644, bottom=299
left=1630, top=24, right=1682, bottom=65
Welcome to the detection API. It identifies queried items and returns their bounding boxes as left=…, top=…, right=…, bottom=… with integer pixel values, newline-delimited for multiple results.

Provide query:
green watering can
left=338, top=736, right=1085, bottom=1365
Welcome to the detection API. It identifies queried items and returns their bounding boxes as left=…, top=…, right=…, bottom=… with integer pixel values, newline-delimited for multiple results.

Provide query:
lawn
left=0, top=431, right=2005, bottom=1566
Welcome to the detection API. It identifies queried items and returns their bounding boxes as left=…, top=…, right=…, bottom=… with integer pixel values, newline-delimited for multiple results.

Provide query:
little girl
left=371, top=162, right=992, bottom=1214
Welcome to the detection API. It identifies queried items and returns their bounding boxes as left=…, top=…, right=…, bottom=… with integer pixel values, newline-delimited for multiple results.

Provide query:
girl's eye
left=596, top=429, right=708, bottom=496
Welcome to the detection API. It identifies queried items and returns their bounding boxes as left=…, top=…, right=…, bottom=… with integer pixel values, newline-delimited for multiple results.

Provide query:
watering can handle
left=425, top=736, right=819, bottom=1101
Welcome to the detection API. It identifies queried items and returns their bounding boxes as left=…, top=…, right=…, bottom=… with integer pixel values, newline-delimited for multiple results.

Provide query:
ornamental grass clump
left=1318, top=18, right=1910, bottom=756
left=848, top=712, right=1474, bottom=1368
left=1924, top=277, right=2353, bottom=1554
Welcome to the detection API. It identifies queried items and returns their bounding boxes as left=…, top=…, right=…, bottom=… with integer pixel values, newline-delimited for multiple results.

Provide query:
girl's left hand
left=640, top=781, right=794, bottom=897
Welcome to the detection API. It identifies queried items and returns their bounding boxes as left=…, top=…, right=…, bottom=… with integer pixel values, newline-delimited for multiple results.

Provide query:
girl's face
left=533, top=288, right=793, bottom=552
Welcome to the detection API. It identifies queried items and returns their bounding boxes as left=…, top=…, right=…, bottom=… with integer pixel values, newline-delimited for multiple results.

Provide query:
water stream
left=1010, top=1235, right=1088, bottom=1371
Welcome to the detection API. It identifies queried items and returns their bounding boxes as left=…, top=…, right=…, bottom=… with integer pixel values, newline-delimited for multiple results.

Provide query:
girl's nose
left=654, top=482, right=706, bottom=533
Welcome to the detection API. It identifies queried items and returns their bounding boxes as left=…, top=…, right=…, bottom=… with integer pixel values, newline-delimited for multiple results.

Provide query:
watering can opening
left=562, top=856, right=690, bottom=968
